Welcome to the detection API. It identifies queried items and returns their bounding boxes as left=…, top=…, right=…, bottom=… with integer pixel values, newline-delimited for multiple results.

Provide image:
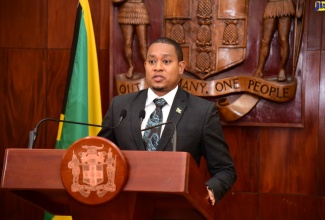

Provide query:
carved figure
left=254, top=0, right=296, bottom=82
left=105, top=148, right=116, bottom=185
left=112, top=0, right=150, bottom=79
left=68, top=152, right=80, bottom=185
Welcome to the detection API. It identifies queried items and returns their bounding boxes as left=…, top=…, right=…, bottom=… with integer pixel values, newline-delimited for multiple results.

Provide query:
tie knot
left=153, top=98, right=167, bottom=108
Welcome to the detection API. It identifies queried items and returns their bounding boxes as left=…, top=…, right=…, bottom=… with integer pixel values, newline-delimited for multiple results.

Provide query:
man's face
left=144, top=42, right=185, bottom=96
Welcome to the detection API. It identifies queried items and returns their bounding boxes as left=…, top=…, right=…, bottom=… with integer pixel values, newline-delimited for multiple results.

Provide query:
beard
left=152, top=86, right=166, bottom=92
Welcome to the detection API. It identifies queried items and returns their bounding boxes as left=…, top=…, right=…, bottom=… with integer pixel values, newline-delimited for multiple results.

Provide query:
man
left=98, top=37, right=236, bottom=204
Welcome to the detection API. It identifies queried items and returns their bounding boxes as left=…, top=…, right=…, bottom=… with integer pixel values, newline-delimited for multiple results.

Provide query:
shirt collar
left=146, top=86, right=178, bottom=107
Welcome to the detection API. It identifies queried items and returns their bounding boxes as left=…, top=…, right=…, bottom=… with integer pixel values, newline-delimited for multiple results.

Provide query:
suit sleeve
left=97, top=97, right=117, bottom=144
left=203, top=103, right=236, bottom=202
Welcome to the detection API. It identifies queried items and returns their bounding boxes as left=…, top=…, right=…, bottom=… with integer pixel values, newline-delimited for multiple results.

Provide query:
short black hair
left=149, top=37, right=184, bottom=62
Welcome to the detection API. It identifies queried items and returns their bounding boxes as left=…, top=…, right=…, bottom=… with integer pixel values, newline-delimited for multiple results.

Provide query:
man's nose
left=154, top=61, right=163, bottom=71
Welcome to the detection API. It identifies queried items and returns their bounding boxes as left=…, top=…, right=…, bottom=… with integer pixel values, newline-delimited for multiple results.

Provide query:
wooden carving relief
left=61, top=137, right=128, bottom=205
left=112, top=0, right=150, bottom=79
left=113, top=0, right=306, bottom=126
left=164, top=0, right=247, bottom=79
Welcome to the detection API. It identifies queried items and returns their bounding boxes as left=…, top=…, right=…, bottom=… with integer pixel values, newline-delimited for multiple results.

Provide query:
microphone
left=28, top=109, right=127, bottom=149
left=139, top=110, right=146, bottom=124
left=141, top=121, right=177, bottom=152
left=116, top=109, right=127, bottom=127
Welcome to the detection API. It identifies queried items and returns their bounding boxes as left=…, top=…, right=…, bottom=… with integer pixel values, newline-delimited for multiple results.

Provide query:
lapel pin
left=176, top=107, right=182, bottom=114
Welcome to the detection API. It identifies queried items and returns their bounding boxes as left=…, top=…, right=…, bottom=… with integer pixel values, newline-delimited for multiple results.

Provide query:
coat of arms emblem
left=68, top=145, right=117, bottom=198
left=113, top=0, right=305, bottom=124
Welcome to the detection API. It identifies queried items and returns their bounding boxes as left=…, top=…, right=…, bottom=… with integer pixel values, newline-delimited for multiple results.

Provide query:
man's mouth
left=153, top=75, right=165, bottom=82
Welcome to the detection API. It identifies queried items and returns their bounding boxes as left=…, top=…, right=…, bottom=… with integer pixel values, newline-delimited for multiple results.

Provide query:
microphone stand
left=29, top=109, right=127, bottom=149
left=28, top=118, right=104, bottom=149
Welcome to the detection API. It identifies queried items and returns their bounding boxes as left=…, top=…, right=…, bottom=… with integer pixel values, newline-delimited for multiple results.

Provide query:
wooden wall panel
left=0, top=0, right=47, bottom=48
left=306, top=2, right=323, bottom=51
left=259, top=128, right=318, bottom=194
left=318, top=196, right=325, bottom=217
left=260, top=50, right=319, bottom=195
left=215, top=193, right=259, bottom=220
left=48, top=0, right=79, bottom=49
left=0, top=49, right=47, bottom=149
left=319, top=50, right=325, bottom=197
left=0, top=191, right=43, bottom=220
left=99, top=0, right=111, bottom=49
left=259, top=194, right=320, bottom=220
left=98, top=49, right=112, bottom=115
left=223, top=126, right=259, bottom=192
left=318, top=5, right=325, bottom=198
left=322, top=13, right=325, bottom=51
left=145, top=0, right=166, bottom=42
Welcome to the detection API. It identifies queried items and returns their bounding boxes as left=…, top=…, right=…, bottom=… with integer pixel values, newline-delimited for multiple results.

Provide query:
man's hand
left=206, top=186, right=216, bottom=206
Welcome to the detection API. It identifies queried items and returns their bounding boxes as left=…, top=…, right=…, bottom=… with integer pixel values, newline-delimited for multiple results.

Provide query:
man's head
left=150, top=37, right=184, bottom=62
left=144, top=37, right=186, bottom=96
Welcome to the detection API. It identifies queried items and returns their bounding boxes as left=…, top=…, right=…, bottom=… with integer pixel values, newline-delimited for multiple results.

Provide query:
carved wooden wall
left=0, top=0, right=324, bottom=219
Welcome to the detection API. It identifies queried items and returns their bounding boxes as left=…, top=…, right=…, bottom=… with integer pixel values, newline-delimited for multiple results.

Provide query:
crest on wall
left=114, top=0, right=305, bottom=125
left=164, top=0, right=247, bottom=79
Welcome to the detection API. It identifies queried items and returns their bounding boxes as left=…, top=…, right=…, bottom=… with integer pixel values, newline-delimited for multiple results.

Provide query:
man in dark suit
left=98, top=37, right=236, bottom=204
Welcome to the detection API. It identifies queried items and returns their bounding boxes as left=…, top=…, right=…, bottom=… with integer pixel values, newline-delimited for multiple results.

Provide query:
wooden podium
left=1, top=148, right=214, bottom=220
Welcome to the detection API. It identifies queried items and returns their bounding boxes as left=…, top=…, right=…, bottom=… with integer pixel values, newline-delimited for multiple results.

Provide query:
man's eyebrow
left=147, top=54, right=173, bottom=58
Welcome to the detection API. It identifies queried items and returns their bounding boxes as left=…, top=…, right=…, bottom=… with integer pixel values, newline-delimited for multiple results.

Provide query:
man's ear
left=178, top=61, right=186, bottom=75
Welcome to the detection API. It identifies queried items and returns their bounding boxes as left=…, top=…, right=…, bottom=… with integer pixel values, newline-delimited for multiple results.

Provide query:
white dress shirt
left=141, top=86, right=178, bottom=137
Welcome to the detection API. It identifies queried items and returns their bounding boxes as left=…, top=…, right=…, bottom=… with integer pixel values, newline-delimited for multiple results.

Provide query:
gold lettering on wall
left=116, top=75, right=296, bottom=102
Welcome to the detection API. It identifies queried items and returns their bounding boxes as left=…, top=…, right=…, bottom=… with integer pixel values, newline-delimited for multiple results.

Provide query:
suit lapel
left=157, top=88, right=187, bottom=151
left=131, top=90, right=147, bottom=150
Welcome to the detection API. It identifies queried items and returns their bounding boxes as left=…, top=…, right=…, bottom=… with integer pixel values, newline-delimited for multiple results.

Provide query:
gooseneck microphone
left=115, top=109, right=127, bottom=127
left=141, top=121, right=177, bottom=152
left=139, top=110, right=146, bottom=124
left=28, top=109, right=127, bottom=149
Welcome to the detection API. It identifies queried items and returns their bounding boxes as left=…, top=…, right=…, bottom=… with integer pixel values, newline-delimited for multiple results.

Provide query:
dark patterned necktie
left=143, top=98, right=167, bottom=151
